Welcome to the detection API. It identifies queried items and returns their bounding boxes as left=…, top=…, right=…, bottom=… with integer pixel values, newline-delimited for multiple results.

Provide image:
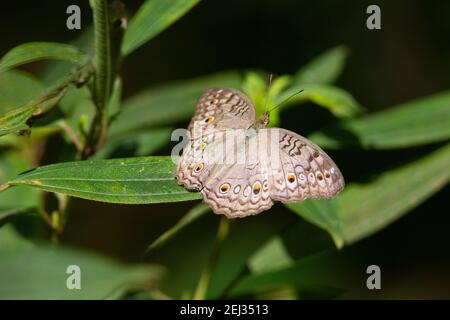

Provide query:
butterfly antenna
left=268, top=89, right=304, bottom=114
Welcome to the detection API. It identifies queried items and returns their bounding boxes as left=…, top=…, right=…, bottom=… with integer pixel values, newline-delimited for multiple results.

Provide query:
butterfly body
left=176, top=88, right=345, bottom=218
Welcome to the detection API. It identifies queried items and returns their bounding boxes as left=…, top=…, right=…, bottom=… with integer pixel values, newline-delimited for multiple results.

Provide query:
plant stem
left=193, top=216, right=230, bottom=300
left=84, top=0, right=125, bottom=158
left=93, top=0, right=113, bottom=111
left=58, top=120, right=83, bottom=152
left=37, top=208, right=56, bottom=231
left=84, top=0, right=112, bottom=158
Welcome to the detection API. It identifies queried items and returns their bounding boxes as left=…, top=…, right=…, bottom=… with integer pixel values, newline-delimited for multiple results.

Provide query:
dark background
left=1, top=0, right=449, bottom=299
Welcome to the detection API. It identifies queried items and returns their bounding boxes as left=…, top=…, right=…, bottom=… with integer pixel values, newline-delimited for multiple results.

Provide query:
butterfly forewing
left=177, top=88, right=256, bottom=191
left=188, top=88, right=255, bottom=139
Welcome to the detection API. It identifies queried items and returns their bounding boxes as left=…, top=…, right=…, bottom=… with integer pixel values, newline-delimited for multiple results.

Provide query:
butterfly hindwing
left=269, top=129, right=345, bottom=201
left=199, top=130, right=274, bottom=217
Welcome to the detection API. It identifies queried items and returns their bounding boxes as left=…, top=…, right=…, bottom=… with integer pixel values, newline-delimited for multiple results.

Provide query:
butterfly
left=175, top=88, right=345, bottom=218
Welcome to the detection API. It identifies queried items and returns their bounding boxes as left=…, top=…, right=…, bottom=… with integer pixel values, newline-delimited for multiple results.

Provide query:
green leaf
left=147, top=203, right=210, bottom=252
left=268, top=75, right=293, bottom=102
left=147, top=213, right=218, bottom=299
left=0, top=225, right=163, bottom=299
left=293, top=46, right=349, bottom=85
left=207, top=212, right=294, bottom=299
left=241, top=71, right=267, bottom=113
left=304, top=84, right=362, bottom=118
left=107, top=77, right=122, bottom=119
left=278, top=143, right=450, bottom=246
left=109, top=71, right=243, bottom=137
left=265, top=76, right=292, bottom=126
left=339, top=142, right=450, bottom=243
left=3, top=61, right=94, bottom=137
left=39, top=27, right=94, bottom=86
left=285, top=199, right=344, bottom=249
left=309, top=91, right=450, bottom=149
left=0, top=42, right=87, bottom=73
left=1, top=157, right=201, bottom=204
left=0, top=85, right=68, bottom=137
left=273, top=46, right=359, bottom=120
left=0, top=106, right=35, bottom=136
left=0, top=126, right=62, bottom=149
left=0, top=224, right=33, bottom=250
left=277, top=84, right=362, bottom=119
left=93, top=127, right=173, bottom=159
left=248, top=236, right=294, bottom=274
left=229, top=251, right=346, bottom=299
left=58, top=85, right=96, bottom=136
left=3, top=60, right=93, bottom=141
left=122, top=0, right=201, bottom=56
left=0, top=207, right=34, bottom=227
left=0, top=70, right=43, bottom=113
left=0, top=151, right=40, bottom=212
left=265, top=144, right=450, bottom=250
left=241, top=72, right=292, bottom=126
left=248, top=218, right=336, bottom=274
left=148, top=209, right=294, bottom=299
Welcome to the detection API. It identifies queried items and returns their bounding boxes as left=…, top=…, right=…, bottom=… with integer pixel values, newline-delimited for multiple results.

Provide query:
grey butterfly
left=175, top=88, right=345, bottom=218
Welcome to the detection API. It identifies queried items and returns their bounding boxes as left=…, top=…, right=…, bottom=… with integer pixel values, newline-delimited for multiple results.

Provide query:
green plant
left=0, top=1, right=449, bottom=299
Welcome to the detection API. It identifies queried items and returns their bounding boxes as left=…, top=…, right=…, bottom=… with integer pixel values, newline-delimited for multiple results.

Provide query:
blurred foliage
left=0, top=224, right=163, bottom=299
left=0, top=0, right=449, bottom=300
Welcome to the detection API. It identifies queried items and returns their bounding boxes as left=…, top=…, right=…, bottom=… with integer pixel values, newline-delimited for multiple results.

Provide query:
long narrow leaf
left=0, top=71, right=43, bottom=113
left=94, top=127, right=173, bottom=159
left=309, top=91, right=450, bottom=149
left=1, top=157, right=201, bottom=204
left=339, top=142, right=450, bottom=243
left=285, top=198, right=344, bottom=248
left=122, top=0, right=201, bottom=56
left=276, top=84, right=362, bottom=119
left=109, top=71, right=243, bottom=137
left=0, top=86, right=67, bottom=137
left=0, top=225, right=163, bottom=299
left=146, top=203, right=209, bottom=252
left=0, top=151, right=40, bottom=212
left=293, top=46, right=349, bottom=85
left=285, top=143, right=450, bottom=245
left=229, top=251, right=346, bottom=299
left=0, top=42, right=86, bottom=73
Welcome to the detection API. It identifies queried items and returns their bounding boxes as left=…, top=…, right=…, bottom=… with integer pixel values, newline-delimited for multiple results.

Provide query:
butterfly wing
left=195, top=128, right=345, bottom=218
left=176, top=88, right=257, bottom=191
left=187, top=88, right=256, bottom=138
left=269, top=128, right=345, bottom=202
left=199, top=129, right=274, bottom=217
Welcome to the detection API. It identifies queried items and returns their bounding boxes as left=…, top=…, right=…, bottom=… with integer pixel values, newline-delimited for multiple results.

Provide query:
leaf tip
left=332, top=236, right=345, bottom=250
left=145, top=241, right=160, bottom=255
